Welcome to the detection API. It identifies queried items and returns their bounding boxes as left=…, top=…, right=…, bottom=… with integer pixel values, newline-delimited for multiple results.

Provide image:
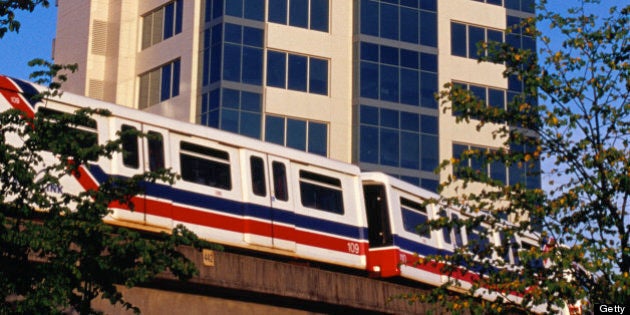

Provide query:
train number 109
left=347, top=242, right=360, bottom=255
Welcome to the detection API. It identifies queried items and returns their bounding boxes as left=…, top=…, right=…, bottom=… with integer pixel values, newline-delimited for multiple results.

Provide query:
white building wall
left=265, top=1, right=354, bottom=163
left=437, top=0, right=510, bottom=192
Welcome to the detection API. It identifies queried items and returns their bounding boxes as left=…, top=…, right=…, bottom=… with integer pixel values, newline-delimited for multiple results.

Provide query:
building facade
left=53, top=0, right=538, bottom=192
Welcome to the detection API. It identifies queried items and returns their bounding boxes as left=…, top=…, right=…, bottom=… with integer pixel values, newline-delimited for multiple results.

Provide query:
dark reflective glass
left=287, top=119, right=306, bottom=150
left=468, top=25, right=485, bottom=59
left=242, top=92, right=261, bottom=112
left=175, top=0, right=183, bottom=33
left=310, top=0, right=329, bottom=32
left=160, top=63, right=172, bottom=101
left=223, top=88, right=239, bottom=109
left=172, top=59, right=180, bottom=97
left=420, top=53, right=437, bottom=72
left=380, top=65, right=399, bottom=102
left=164, top=3, right=174, bottom=39
left=401, top=112, right=419, bottom=131
left=225, top=23, right=241, bottom=44
left=420, top=114, right=438, bottom=134
left=421, top=135, right=438, bottom=171
left=380, top=45, right=399, bottom=65
left=400, top=69, right=419, bottom=106
left=420, top=0, right=437, bottom=11
left=360, top=0, right=379, bottom=36
left=380, top=108, right=399, bottom=128
left=309, top=58, right=328, bottom=95
left=380, top=3, right=399, bottom=40
left=225, top=0, right=242, bottom=17
left=243, top=27, right=263, bottom=47
left=221, top=108, right=239, bottom=133
left=267, top=51, right=286, bottom=88
left=223, top=44, right=241, bottom=82
left=244, top=0, right=264, bottom=21
left=380, top=128, right=399, bottom=166
left=308, top=122, right=327, bottom=156
left=361, top=42, right=379, bottom=62
left=419, top=11, right=437, bottom=47
left=269, top=0, right=287, bottom=23
left=420, top=71, right=437, bottom=109
left=401, top=132, right=419, bottom=169
left=265, top=115, right=285, bottom=145
left=360, top=62, right=379, bottom=99
left=288, top=54, right=308, bottom=91
left=289, top=0, right=308, bottom=28
left=451, top=22, right=467, bottom=57
left=488, top=88, right=505, bottom=110
left=400, top=9, right=419, bottom=44
left=242, top=47, right=263, bottom=85
left=360, top=125, right=378, bottom=163
left=401, top=49, right=419, bottom=69
left=240, top=112, right=261, bottom=139
left=360, top=105, right=379, bottom=125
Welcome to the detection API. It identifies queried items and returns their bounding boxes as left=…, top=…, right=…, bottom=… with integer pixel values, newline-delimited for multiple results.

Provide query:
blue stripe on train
left=11, top=77, right=41, bottom=107
left=88, top=164, right=368, bottom=241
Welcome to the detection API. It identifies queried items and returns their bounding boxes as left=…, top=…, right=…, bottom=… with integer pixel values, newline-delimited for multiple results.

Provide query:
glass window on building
left=139, top=59, right=181, bottom=109
left=453, top=142, right=540, bottom=189
left=264, top=115, right=328, bottom=157
left=268, top=0, right=329, bottom=32
left=451, top=21, right=504, bottom=60
left=267, top=51, right=329, bottom=95
left=224, top=0, right=265, bottom=21
left=359, top=43, right=438, bottom=108
left=142, top=0, right=183, bottom=49
left=359, top=0, right=437, bottom=48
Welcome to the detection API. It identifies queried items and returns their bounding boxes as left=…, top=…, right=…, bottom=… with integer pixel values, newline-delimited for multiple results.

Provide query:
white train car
left=1, top=75, right=565, bottom=313
left=0, top=75, right=369, bottom=269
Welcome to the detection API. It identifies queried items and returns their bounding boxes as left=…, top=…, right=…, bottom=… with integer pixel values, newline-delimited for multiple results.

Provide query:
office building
left=53, top=0, right=538, bottom=192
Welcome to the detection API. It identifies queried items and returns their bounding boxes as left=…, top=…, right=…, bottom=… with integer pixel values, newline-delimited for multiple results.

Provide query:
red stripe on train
left=73, top=166, right=367, bottom=256
left=0, top=76, right=35, bottom=118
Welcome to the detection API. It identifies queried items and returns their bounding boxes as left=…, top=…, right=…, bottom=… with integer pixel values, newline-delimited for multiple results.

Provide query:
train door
left=363, top=184, right=393, bottom=248
left=242, top=150, right=273, bottom=247
left=140, top=125, right=173, bottom=229
left=109, top=118, right=147, bottom=224
left=268, top=156, right=296, bottom=251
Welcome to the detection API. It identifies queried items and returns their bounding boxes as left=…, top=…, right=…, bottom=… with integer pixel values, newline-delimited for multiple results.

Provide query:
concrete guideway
left=93, top=246, right=448, bottom=314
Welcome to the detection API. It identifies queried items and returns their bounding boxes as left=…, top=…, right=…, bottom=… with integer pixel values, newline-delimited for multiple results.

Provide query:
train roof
left=0, top=75, right=360, bottom=176
left=361, top=172, right=440, bottom=201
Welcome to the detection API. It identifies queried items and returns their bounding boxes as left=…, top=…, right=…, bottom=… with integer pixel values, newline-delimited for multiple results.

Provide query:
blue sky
left=0, top=4, right=57, bottom=81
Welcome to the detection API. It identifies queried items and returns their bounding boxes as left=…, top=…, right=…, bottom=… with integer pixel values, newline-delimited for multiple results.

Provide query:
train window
left=467, top=226, right=491, bottom=256
left=500, top=232, right=521, bottom=265
left=121, top=125, right=139, bottom=169
left=272, top=161, right=288, bottom=201
left=37, top=107, right=99, bottom=161
left=179, top=141, right=231, bottom=190
left=299, top=170, right=344, bottom=214
left=250, top=156, right=266, bottom=197
left=521, top=242, right=544, bottom=269
left=452, top=214, right=465, bottom=247
left=401, top=198, right=430, bottom=238
left=148, top=131, right=165, bottom=171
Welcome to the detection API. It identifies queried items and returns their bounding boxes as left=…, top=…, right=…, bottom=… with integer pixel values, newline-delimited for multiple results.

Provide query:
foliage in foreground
left=419, top=1, right=629, bottom=313
left=0, top=94, right=208, bottom=314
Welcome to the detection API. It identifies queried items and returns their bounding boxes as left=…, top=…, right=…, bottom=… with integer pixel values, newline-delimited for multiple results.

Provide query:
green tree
left=0, top=0, right=50, bottom=38
left=1, top=3, right=212, bottom=314
left=0, top=78, right=210, bottom=314
left=421, top=1, right=629, bottom=313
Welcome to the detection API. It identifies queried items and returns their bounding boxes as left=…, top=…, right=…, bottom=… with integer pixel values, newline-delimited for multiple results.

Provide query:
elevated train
left=0, top=76, right=543, bottom=311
